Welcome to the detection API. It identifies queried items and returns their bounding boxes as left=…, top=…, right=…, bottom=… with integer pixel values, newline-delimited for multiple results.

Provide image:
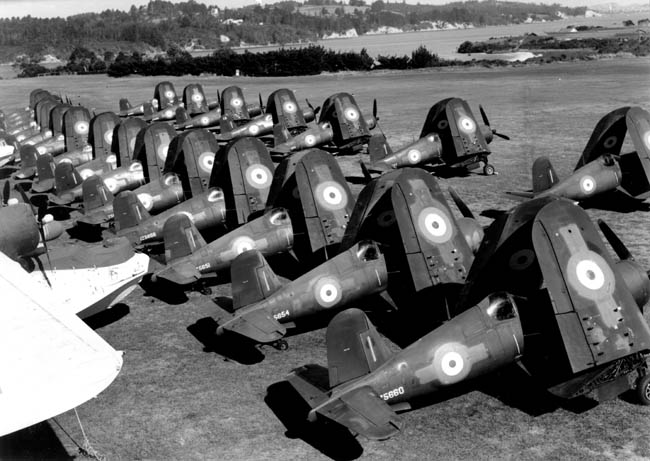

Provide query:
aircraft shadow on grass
left=186, top=316, right=265, bottom=365
left=0, top=421, right=74, bottom=460
left=265, top=378, right=364, bottom=461
left=83, top=302, right=130, bottom=330
left=66, top=222, right=104, bottom=243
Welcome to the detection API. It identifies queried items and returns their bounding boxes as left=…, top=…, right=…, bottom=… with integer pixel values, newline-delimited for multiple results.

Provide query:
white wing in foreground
left=0, top=252, right=123, bottom=436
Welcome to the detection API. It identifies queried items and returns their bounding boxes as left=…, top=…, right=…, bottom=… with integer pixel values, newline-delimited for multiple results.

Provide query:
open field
left=1, top=57, right=650, bottom=460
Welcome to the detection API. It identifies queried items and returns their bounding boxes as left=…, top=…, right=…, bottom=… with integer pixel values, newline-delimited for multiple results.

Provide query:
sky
left=0, top=0, right=642, bottom=19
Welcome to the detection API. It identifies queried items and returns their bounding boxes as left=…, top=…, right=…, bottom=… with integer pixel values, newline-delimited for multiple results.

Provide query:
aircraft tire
left=636, top=373, right=650, bottom=405
left=272, top=339, right=289, bottom=351
left=483, top=164, right=496, bottom=176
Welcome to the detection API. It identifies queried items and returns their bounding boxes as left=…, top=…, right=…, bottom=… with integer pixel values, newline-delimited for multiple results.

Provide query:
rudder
left=532, top=156, right=559, bottom=194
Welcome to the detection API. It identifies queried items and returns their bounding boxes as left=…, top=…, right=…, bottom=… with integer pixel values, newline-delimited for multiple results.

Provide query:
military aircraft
left=143, top=99, right=184, bottom=122
left=507, top=106, right=650, bottom=207
left=367, top=98, right=507, bottom=176
left=209, top=136, right=275, bottom=227
left=270, top=92, right=374, bottom=156
left=0, top=250, right=123, bottom=437
left=118, top=97, right=153, bottom=117
left=265, top=148, right=354, bottom=265
left=340, top=167, right=475, bottom=320
left=113, top=187, right=225, bottom=246
left=174, top=105, right=222, bottom=131
left=285, top=199, right=650, bottom=441
left=214, top=240, right=388, bottom=349
left=151, top=208, right=293, bottom=286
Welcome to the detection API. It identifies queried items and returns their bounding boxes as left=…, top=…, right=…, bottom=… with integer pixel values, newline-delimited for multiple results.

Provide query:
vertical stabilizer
left=113, top=191, right=151, bottom=231
left=230, top=249, right=283, bottom=311
left=162, top=213, right=207, bottom=262
left=532, top=156, right=559, bottom=194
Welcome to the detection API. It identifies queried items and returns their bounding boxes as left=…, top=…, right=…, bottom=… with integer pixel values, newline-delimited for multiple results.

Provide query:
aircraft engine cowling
left=616, top=260, right=650, bottom=311
left=457, top=217, right=484, bottom=254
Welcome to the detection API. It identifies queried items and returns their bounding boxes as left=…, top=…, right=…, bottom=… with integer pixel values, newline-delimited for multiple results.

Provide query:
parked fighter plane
left=367, top=98, right=507, bottom=176
left=285, top=200, right=650, bottom=441
left=507, top=106, right=650, bottom=207
left=0, top=251, right=123, bottom=437
left=151, top=208, right=293, bottom=286
left=214, top=241, right=388, bottom=348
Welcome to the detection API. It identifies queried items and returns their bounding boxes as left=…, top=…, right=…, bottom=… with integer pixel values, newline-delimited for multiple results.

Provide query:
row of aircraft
left=1, top=81, right=649, bottom=447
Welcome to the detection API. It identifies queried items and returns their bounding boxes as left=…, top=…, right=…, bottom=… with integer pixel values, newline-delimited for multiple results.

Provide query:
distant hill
left=0, top=0, right=587, bottom=64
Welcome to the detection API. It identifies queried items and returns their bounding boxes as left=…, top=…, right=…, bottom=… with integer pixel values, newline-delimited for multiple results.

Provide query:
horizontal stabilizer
left=155, top=261, right=201, bottom=285
left=218, top=308, right=286, bottom=343
left=316, top=386, right=401, bottom=440
left=286, top=365, right=330, bottom=409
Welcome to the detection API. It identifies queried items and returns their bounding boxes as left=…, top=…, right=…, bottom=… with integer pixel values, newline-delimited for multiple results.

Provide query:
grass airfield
left=1, top=58, right=650, bottom=460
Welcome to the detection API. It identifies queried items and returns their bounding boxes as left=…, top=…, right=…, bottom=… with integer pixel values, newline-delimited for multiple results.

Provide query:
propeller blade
left=16, top=183, right=36, bottom=215
left=494, top=131, right=510, bottom=141
left=373, top=99, right=378, bottom=120
left=598, top=219, right=633, bottom=261
left=479, top=104, right=490, bottom=127
left=37, top=201, right=48, bottom=222
left=306, top=99, right=320, bottom=116
left=217, top=89, right=221, bottom=107
left=448, top=186, right=475, bottom=219
left=2, top=180, right=10, bottom=205
left=259, top=93, right=264, bottom=113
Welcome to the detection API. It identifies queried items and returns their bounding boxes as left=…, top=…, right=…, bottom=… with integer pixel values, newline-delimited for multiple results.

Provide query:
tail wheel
left=636, top=373, right=650, bottom=405
left=272, top=339, right=289, bottom=351
left=483, top=163, right=496, bottom=176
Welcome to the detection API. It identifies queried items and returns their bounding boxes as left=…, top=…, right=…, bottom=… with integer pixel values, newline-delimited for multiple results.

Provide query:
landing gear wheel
left=483, top=163, right=496, bottom=176
left=272, top=339, right=289, bottom=351
left=199, top=286, right=212, bottom=296
left=636, top=373, right=650, bottom=405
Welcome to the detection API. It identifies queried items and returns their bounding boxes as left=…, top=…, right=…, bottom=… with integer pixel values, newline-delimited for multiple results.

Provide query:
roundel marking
left=376, top=210, right=396, bottom=228
left=138, top=193, right=153, bottom=210
left=431, top=342, right=471, bottom=384
left=231, top=97, right=243, bottom=108
left=440, top=351, right=464, bottom=377
left=603, top=135, right=617, bottom=149
left=200, top=116, right=210, bottom=126
left=315, top=181, right=348, bottom=211
left=191, top=93, right=203, bottom=102
left=232, top=236, right=255, bottom=255
left=245, top=164, right=272, bottom=189
left=417, top=206, right=453, bottom=244
left=407, top=149, right=422, bottom=164
left=305, top=134, right=316, bottom=146
left=291, top=187, right=300, bottom=199
left=283, top=101, right=297, bottom=113
left=566, top=251, right=615, bottom=300
left=344, top=107, right=359, bottom=121
left=74, top=120, right=89, bottom=135
left=156, top=144, right=169, bottom=162
left=314, top=277, right=342, bottom=308
left=164, top=110, right=173, bottom=119
left=164, top=90, right=175, bottom=100
left=580, top=175, right=596, bottom=195
left=106, top=154, right=117, bottom=168
left=509, top=249, right=536, bottom=271
left=643, top=131, right=650, bottom=150
left=104, top=177, right=118, bottom=193
left=208, top=189, right=223, bottom=202
left=37, top=145, right=46, bottom=155
left=79, top=168, right=93, bottom=179
left=59, top=157, right=72, bottom=164
left=129, top=137, right=137, bottom=152
left=103, top=130, right=113, bottom=145
left=437, top=119, right=449, bottom=130
left=249, top=124, right=260, bottom=135
left=458, top=115, right=476, bottom=134
left=198, top=152, right=215, bottom=174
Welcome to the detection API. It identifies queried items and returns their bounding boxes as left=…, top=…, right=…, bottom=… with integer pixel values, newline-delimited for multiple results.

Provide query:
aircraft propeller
left=598, top=219, right=633, bottom=261
left=479, top=105, right=510, bottom=141
left=306, top=99, right=320, bottom=116
left=258, top=93, right=265, bottom=113
left=2, top=180, right=10, bottom=206
left=448, top=186, right=475, bottom=219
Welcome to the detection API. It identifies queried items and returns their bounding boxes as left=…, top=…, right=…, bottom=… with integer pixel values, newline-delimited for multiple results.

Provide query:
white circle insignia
left=314, top=277, right=342, bottom=308
left=417, top=206, right=453, bottom=244
left=407, top=149, right=422, bottom=164
left=198, top=152, right=215, bottom=173
left=232, top=236, right=255, bottom=255
left=74, top=121, right=89, bottom=135
left=315, top=181, right=348, bottom=211
left=344, top=108, right=359, bottom=121
left=138, top=193, right=153, bottom=210
left=580, top=175, right=596, bottom=195
left=245, top=164, right=272, bottom=189
left=458, top=116, right=476, bottom=134
left=575, top=259, right=606, bottom=291
left=305, top=134, right=316, bottom=146
left=231, top=97, right=243, bottom=108
left=164, top=90, right=174, bottom=100
left=283, top=101, right=297, bottom=113
left=104, top=130, right=113, bottom=145
left=156, top=144, right=169, bottom=162
left=440, top=351, right=464, bottom=377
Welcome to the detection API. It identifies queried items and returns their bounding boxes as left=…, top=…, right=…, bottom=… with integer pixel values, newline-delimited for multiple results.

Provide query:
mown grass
left=1, top=57, right=649, bottom=461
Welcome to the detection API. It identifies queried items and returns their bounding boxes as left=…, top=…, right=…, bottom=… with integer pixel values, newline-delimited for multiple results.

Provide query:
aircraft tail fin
left=82, top=175, right=114, bottom=212
left=532, top=156, right=559, bottom=194
left=273, top=124, right=290, bottom=145
left=32, top=154, right=55, bottom=192
left=54, top=162, right=83, bottom=194
left=230, top=249, right=283, bottom=311
left=368, top=133, right=393, bottom=165
left=326, top=308, right=392, bottom=388
left=175, top=107, right=190, bottom=125
left=119, top=98, right=131, bottom=111
left=143, top=102, right=154, bottom=117
left=113, top=191, right=151, bottom=231
left=162, top=213, right=207, bottom=262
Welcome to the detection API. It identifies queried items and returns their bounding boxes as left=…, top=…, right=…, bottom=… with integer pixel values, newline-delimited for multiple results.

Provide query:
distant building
left=223, top=18, right=243, bottom=25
